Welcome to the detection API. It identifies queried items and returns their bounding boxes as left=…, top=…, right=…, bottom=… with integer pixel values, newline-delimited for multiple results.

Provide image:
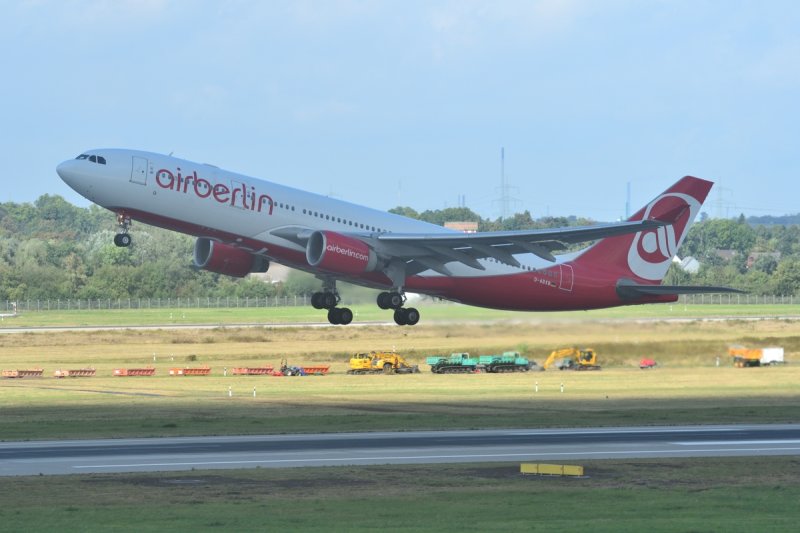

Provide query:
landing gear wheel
left=392, top=307, right=420, bottom=326
left=322, top=292, right=338, bottom=309
left=338, top=307, right=353, bottom=325
left=113, top=233, right=132, bottom=247
left=388, top=292, right=404, bottom=309
left=311, top=292, right=324, bottom=309
left=327, top=307, right=353, bottom=325
left=377, top=292, right=391, bottom=310
left=404, top=307, right=420, bottom=326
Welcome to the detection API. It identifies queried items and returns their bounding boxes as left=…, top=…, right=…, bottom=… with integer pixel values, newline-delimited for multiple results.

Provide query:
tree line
left=0, top=195, right=798, bottom=302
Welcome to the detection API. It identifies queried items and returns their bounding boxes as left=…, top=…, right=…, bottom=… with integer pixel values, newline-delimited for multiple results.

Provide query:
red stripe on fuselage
left=112, top=207, right=674, bottom=312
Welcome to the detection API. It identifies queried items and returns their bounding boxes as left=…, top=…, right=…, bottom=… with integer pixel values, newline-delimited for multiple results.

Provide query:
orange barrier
left=169, top=366, right=211, bottom=376
left=232, top=366, right=274, bottom=375
left=113, top=367, right=156, bottom=377
left=302, top=366, right=330, bottom=375
left=54, top=368, right=96, bottom=378
left=2, top=368, right=44, bottom=378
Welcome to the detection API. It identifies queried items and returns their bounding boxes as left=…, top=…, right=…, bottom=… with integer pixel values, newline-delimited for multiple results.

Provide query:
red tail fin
left=573, top=176, right=712, bottom=283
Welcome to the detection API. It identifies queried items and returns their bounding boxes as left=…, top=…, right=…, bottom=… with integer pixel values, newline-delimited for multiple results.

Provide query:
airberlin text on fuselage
left=156, top=168, right=273, bottom=215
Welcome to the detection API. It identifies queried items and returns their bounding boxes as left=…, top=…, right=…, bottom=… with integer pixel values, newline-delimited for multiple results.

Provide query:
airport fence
left=0, top=293, right=796, bottom=313
left=2, top=295, right=312, bottom=313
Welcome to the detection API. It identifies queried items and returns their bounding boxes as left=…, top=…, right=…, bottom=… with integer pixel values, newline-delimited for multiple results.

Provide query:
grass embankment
left=1, top=320, right=798, bottom=440
left=2, top=316, right=799, bottom=530
left=1, top=458, right=798, bottom=532
left=1, top=302, right=798, bottom=328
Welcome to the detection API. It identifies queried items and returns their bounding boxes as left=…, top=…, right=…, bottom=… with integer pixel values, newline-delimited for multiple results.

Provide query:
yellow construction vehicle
left=542, top=348, right=600, bottom=371
left=347, top=351, right=420, bottom=374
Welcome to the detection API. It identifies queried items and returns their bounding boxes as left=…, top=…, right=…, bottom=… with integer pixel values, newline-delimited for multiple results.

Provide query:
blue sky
left=3, top=0, right=799, bottom=221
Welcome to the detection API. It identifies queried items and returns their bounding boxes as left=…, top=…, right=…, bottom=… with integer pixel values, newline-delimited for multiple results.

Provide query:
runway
left=2, top=313, right=800, bottom=335
left=2, top=424, right=799, bottom=476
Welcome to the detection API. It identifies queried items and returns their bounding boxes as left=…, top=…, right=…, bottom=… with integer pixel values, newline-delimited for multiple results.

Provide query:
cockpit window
left=76, top=153, right=106, bottom=164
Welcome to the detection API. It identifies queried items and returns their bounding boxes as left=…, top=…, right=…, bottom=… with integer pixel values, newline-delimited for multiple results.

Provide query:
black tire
left=377, top=292, right=391, bottom=310
left=114, top=234, right=131, bottom=247
left=338, top=307, right=353, bottom=325
left=311, top=292, right=324, bottom=310
left=388, top=292, right=403, bottom=309
left=383, top=363, right=394, bottom=375
left=322, top=292, right=337, bottom=309
left=404, top=307, right=420, bottom=326
left=327, top=308, right=341, bottom=325
left=393, top=308, right=407, bottom=326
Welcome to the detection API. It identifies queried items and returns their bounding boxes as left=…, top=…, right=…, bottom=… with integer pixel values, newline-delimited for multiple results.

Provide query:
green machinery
left=426, top=351, right=536, bottom=374
left=479, top=351, right=535, bottom=373
left=426, top=353, right=479, bottom=374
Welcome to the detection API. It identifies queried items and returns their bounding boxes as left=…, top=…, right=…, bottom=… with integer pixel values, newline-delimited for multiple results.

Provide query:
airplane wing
left=272, top=219, right=665, bottom=276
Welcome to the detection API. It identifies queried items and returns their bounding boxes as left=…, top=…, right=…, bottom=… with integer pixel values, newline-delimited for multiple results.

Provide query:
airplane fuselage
left=57, top=149, right=696, bottom=320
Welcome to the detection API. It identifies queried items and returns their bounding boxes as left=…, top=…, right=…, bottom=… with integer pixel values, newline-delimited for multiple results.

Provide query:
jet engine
left=193, top=238, right=269, bottom=278
left=305, top=231, right=378, bottom=275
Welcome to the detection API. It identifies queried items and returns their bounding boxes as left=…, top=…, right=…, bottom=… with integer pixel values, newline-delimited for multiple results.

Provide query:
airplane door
left=559, top=264, right=574, bottom=292
left=130, top=156, right=148, bottom=185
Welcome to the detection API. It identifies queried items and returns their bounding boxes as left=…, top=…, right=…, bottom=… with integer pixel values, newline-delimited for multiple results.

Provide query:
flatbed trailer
left=53, top=368, right=96, bottom=378
left=169, top=366, right=212, bottom=376
left=113, top=367, right=156, bottom=377
left=232, top=366, right=275, bottom=375
left=2, top=368, right=44, bottom=378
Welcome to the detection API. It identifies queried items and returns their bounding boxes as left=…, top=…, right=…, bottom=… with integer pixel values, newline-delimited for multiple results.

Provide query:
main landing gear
left=113, top=213, right=132, bottom=247
left=377, top=291, right=420, bottom=326
left=311, top=280, right=353, bottom=325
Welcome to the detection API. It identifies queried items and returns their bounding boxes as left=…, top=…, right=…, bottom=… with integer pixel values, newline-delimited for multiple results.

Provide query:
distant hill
left=747, top=214, right=800, bottom=226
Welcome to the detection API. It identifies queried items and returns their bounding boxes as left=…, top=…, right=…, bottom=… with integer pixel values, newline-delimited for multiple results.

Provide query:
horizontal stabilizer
left=616, top=279, right=744, bottom=300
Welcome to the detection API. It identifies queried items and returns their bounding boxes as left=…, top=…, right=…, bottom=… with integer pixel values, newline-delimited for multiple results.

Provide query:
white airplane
left=57, top=149, right=737, bottom=325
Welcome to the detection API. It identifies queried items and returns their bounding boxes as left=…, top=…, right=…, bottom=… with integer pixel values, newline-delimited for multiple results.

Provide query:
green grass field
left=2, top=311, right=799, bottom=530
left=1, top=458, right=798, bottom=532
left=1, top=319, right=798, bottom=440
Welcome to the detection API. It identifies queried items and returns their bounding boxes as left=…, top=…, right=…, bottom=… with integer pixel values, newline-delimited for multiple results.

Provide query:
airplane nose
left=56, top=160, right=76, bottom=184
left=56, top=159, right=90, bottom=196
left=56, top=159, right=80, bottom=189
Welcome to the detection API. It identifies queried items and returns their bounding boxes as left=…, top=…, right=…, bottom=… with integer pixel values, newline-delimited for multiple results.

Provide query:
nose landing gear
left=114, top=213, right=132, bottom=247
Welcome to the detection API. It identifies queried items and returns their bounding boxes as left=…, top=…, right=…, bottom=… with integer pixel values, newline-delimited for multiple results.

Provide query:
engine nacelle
left=306, top=231, right=378, bottom=275
left=193, top=238, right=269, bottom=278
